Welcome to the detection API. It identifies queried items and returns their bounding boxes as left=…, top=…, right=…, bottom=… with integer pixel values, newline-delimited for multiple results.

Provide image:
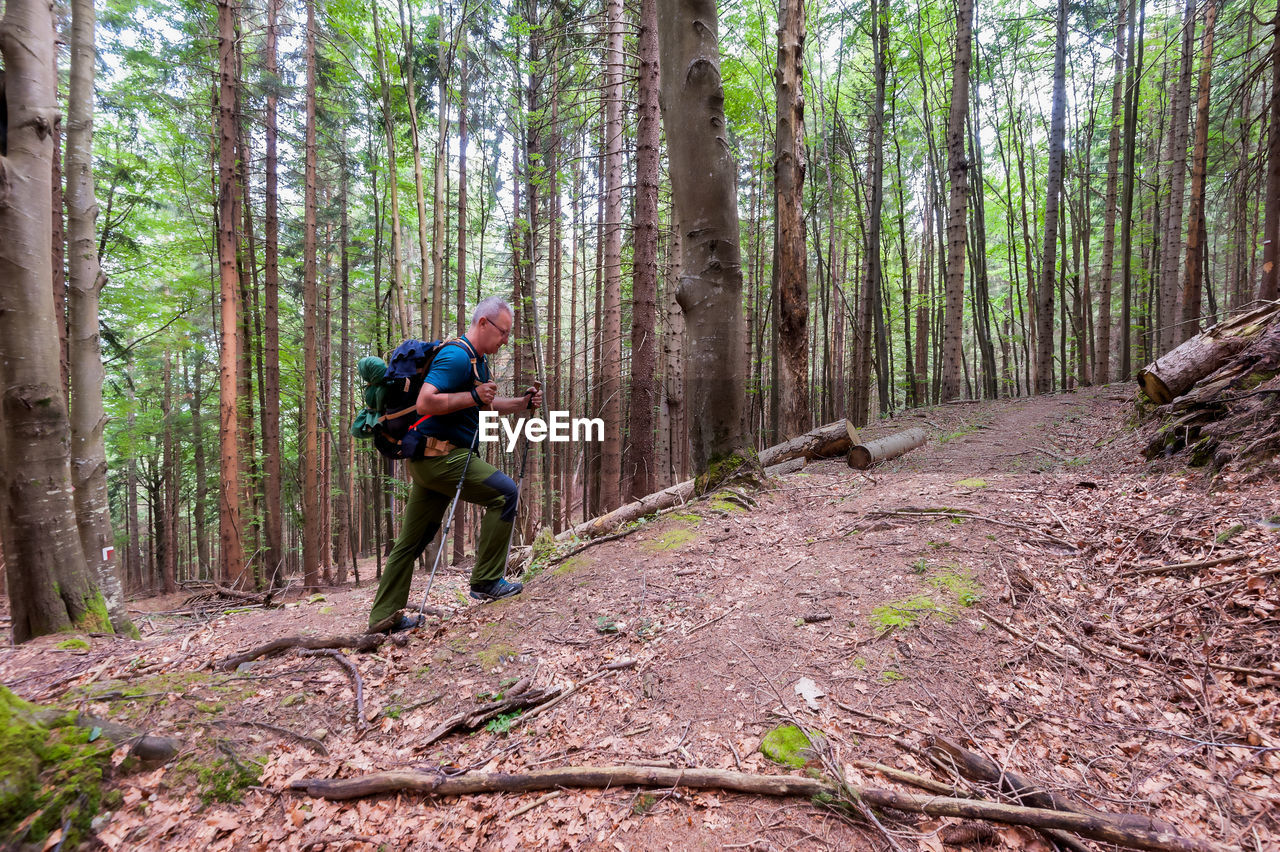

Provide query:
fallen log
left=759, top=419, right=858, bottom=467
left=288, top=764, right=1226, bottom=852
left=847, top=428, right=927, bottom=470
left=1137, top=301, right=1278, bottom=404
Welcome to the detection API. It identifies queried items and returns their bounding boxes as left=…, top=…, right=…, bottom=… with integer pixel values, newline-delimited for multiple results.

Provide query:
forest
left=1, top=0, right=1278, bottom=627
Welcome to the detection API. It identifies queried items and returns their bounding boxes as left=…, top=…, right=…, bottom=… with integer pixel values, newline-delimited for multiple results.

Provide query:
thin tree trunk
left=1157, top=0, right=1196, bottom=353
left=600, top=0, right=625, bottom=508
left=372, top=0, right=410, bottom=340
left=1095, top=0, right=1127, bottom=385
left=1035, top=0, right=1068, bottom=394
left=261, top=0, right=284, bottom=584
left=1120, top=0, right=1145, bottom=378
left=1180, top=0, right=1218, bottom=340
left=941, top=0, right=973, bottom=401
left=216, top=0, right=246, bottom=588
left=301, top=0, right=321, bottom=590
left=66, top=0, right=133, bottom=632
left=1259, top=0, right=1280, bottom=302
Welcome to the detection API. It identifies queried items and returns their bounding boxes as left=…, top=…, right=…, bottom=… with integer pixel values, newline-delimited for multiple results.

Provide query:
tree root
left=215, top=633, right=387, bottom=671
left=288, top=764, right=1228, bottom=852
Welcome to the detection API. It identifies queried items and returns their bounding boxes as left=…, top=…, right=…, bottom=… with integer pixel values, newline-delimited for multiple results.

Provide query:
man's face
left=476, top=309, right=512, bottom=355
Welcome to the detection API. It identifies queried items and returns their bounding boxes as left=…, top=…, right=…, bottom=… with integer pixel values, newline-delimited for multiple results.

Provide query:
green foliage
left=197, top=755, right=265, bottom=805
left=870, top=595, right=947, bottom=631
left=484, top=711, right=522, bottom=736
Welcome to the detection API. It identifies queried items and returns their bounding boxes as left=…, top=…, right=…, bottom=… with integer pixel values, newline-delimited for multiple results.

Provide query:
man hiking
left=368, top=296, right=542, bottom=633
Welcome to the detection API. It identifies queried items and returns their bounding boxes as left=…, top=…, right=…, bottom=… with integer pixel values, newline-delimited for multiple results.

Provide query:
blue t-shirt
left=417, top=337, right=490, bottom=447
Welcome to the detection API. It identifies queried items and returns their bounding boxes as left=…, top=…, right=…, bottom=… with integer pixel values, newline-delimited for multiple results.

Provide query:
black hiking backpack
left=350, top=338, right=474, bottom=460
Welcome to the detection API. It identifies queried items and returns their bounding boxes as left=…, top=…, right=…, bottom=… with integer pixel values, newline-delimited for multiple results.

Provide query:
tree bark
left=1179, top=0, right=1218, bottom=342
left=774, top=0, right=810, bottom=437
left=1095, top=0, right=1127, bottom=385
left=847, top=427, right=927, bottom=469
left=1035, top=0, right=1067, bottom=394
left=1119, top=0, right=1145, bottom=378
left=1137, top=302, right=1278, bottom=404
left=0, top=0, right=117, bottom=642
left=1258, top=0, right=1280, bottom=302
left=1157, top=0, right=1196, bottom=354
left=657, top=0, right=752, bottom=473
left=372, top=0, right=410, bottom=340
left=66, top=0, right=133, bottom=633
left=302, top=0, right=321, bottom=591
left=260, top=0, right=284, bottom=584
left=626, top=0, right=661, bottom=502
left=941, top=0, right=972, bottom=401
left=600, top=0, right=625, bottom=510
left=216, top=0, right=246, bottom=588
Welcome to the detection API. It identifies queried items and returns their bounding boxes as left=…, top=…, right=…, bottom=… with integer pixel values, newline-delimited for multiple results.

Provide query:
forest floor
left=2, top=385, right=1278, bottom=852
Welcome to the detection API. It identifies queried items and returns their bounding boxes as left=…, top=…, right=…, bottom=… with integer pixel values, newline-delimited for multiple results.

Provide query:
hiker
left=368, top=296, right=542, bottom=633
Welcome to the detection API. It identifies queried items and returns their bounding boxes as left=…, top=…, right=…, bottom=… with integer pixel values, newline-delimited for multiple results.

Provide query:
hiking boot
left=470, top=578, right=524, bottom=601
left=368, top=612, right=426, bottom=633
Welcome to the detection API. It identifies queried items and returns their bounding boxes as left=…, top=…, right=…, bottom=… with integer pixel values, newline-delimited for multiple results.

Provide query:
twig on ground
left=298, top=648, right=367, bottom=730
left=216, top=633, right=386, bottom=671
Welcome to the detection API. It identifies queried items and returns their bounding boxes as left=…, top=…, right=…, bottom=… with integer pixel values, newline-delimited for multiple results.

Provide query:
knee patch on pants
left=482, top=470, right=520, bottom=523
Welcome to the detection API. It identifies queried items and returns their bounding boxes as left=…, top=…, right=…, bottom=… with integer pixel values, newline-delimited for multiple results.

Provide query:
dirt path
left=3, top=386, right=1276, bottom=851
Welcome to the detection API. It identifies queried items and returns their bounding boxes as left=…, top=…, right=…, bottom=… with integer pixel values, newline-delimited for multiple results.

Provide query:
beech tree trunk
left=0, top=0, right=117, bottom=642
left=940, top=0, right=972, bottom=401
left=216, top=0, right=246, bottom=587
left=66, top=0, right=133, bottom=633
left=774, top=0, right=810, bottom=437
left=657, top=0, right=751, bottom=473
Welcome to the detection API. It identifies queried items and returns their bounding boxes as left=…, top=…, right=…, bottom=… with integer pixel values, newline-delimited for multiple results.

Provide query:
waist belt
left=420, top=436, right=456, bottom=458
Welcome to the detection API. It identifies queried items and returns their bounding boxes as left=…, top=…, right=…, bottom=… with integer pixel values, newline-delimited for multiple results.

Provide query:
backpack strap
left=443, top=337, right=483, bottom=386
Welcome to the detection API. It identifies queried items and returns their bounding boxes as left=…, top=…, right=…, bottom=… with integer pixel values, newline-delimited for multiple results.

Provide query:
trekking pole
left=414, top=428, right=480, bottom=617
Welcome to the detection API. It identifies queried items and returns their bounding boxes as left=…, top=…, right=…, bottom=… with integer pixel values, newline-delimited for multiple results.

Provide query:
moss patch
left=477, top=642, right=518, bottom=670
left=927, top=569, right=982, bottom=608
left=551, top=555, right=588, bottom=577
left=952, top=478, right=988, bottom=489
left=643, top=528, right=697, bottom=552
left=0, top=687, right=114, bottom=849
left=669, top=512, right=702, bottom=524
left=759, top=724, right=823, bottom=769
left=55, top=638, right=91, bottom=652
left=74, top=591, right=113, bottom=635
left=870, top=595, right=949, bottom=631
left=196, top=755, right=264, bottom=805
left=1216, top=524, right=1245, bottom=544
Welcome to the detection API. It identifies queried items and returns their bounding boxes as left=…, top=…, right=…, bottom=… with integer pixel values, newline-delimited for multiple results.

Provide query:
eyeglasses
left=488, top=317, right=512, bottom=339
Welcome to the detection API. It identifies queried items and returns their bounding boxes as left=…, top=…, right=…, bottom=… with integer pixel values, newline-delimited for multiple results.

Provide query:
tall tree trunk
left=1119, top=0, right=1145, bottom=378
left=657, top=0, right=751, bottom=472
left=1157, top=0, right=1196, bottom=354
left=453, top=38, right=468, bottom=562
left=160, top=341, right=178, bottom=591
left=432, top=12, right=448, bottom=340
left=1035, top=0, right=1068, bottom=394
left=372, top=0, right=410, bottom=340
left=66, top=0, right=132, bottom=632
left=600, top=0, right=624, bottom=509
left=1096, top=0, right=1127, bottom=385
left=397, top=0, right=432, bottom=341
left=216, top=0, right=246, bottom=587
left=941, top=0, right=973, bottom=401
left=190, top=354, right=210, bottom=577
left=301, top=0, right=321, bottom=590
left=1180, top=0, right=1217, bottom=340
left=774, top=0, right=810, bottom=437
left=1259, top=0, right=1280, bottom=302
left=626, top=0, right=661, bottom=501
left=915, top=176, right=932, bottom=406
left=261, top=0, right=284, bottom=583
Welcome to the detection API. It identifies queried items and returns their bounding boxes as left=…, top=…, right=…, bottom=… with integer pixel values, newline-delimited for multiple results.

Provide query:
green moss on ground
left=0, top=687, right=114, bottom=849
left=759, top=724, right=823, bottom=768
left=1216, top=524, right=1245, bottom=544
left=643, top=528, right=697, bottom=552
left=952, top=478, right=988, bottom=489
left=196, top=756, right=265, bottom=805
left=870, top=595, right=947, bottom=631
left=55, top=638, right=91, bottom=651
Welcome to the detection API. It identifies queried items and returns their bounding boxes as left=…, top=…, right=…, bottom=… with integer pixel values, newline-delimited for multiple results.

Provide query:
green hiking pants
left=368, top=448, right=519, bottom=629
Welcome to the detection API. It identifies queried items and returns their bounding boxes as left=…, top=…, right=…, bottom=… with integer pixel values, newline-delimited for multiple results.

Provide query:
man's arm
left=416, top=380, right=498, bottom=416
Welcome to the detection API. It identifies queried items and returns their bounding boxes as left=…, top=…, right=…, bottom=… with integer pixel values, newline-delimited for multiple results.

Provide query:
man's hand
left=474, top=381, right=498, bottom=406
left=525, top=385, right=543, bottom=410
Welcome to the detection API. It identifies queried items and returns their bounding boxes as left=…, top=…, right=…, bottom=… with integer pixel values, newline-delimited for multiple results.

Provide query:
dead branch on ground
left=215, top=633, right=387, bottom=671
